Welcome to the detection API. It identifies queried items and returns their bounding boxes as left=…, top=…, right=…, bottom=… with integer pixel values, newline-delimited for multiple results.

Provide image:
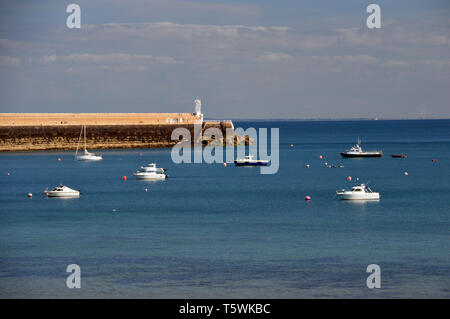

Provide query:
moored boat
left=340, top=138, right=382, bottom=158
left=391, top=154, right=406, bottom=158
left=336, top=184, right=380, bottom=200
left=75, top=125, right=103, bottom=161
left=133, top=163, right=167, bottom=180
left=45, top=185, right=80, bottom=197
left=234, top=155, right=268, bottom=166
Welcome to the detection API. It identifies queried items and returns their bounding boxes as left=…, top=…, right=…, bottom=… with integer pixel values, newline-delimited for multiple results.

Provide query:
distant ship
left=340, top=138, right=382, bottom=158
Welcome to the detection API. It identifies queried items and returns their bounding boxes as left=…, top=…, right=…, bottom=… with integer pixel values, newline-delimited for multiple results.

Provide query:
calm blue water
left=0, top=120, right=449, bottom=298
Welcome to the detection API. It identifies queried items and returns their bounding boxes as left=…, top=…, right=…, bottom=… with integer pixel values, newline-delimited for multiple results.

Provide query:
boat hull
left=340, top=152, right=382, bottom=158
left=134, top=174, right=167, bottom=180
left=234, top=161, right=268, bottom=166
left=76, top=156, right=102, bottom=161
left=337, top=193, right=380, bottom=200
left=45, top=191, right=80, bottom=198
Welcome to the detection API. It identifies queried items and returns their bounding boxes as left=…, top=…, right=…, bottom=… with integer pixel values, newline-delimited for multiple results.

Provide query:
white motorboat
left=75, top=125, right=102, bottom=161
left=336, top=184, right=380, bottom=200
left=340, top=138, right=382, bottom=158
left=133, top=163, right=167, bottom=180
left=234, top=155, right=268, bottom=166
left=44, top=185, right=80, bottom=197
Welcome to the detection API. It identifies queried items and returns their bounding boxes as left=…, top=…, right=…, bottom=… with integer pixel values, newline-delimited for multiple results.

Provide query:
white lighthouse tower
left=193, top=98, right=203, bottom=122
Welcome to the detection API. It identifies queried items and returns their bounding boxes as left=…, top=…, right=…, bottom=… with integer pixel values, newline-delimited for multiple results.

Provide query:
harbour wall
left=0, top=113, right=235, bottom=152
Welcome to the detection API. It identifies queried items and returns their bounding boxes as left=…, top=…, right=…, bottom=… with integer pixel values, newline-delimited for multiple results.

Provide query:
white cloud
left=257, top=52, right=294, bottom=63
left=382, top=60, right=410, bottom=68
left=29, top=53, right=180, bottom=66
left=90, top=0, right=262, bottom=18
left=0, top=56, right=21, bottom=67
left=0, top=38, right=27, bottom=50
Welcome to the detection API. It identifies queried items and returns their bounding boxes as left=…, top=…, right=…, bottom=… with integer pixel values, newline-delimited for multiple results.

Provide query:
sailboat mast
left=84, top=124, right=87, bottom=151
left=75, top=125, right=83, bottom=158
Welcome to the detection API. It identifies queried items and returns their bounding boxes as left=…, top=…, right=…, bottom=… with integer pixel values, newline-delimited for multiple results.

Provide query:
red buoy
left=347, top=176, right=352, bottom=181
left=432, top=159, right=438, bottom=162
left=319, top=155, right=323, bottom=159
left=122, top=176, right=127, bottom=180
left=139, top=153, right=143, bottom=156
left=305, top=195, right=311, bottom=201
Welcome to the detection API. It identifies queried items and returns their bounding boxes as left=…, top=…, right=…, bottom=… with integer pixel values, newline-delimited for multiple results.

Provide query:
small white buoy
left=7, top=172, right=10, bottom=176
left=306, top=164, right=310, bottom=168
left=112, top=209, right=117, bottom=212
left=404, top=172, right=408, bottom=176
left=27, top=193, right=33, bottom=198
left=144, top=188, right=148, bottom=192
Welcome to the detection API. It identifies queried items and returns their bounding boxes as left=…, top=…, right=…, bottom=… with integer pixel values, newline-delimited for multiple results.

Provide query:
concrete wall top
left=0, top=113, right=202, bottom=126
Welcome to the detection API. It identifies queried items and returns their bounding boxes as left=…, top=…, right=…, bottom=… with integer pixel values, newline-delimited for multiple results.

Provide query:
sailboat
left=75, top=125, right=103, bottom=161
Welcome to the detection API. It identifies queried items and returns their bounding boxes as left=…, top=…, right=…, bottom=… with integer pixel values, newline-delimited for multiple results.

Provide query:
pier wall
left=0, top=113, right=200, bottom=126
left=0, top=114, right=234, bottom=152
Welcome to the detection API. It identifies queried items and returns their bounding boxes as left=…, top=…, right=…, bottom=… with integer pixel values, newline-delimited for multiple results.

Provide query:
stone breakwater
left=0, top=113, right=247, bottom=152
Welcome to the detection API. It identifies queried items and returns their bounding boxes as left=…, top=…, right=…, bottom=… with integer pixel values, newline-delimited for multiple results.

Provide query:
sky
left=0, top=0, right=449, bottom=119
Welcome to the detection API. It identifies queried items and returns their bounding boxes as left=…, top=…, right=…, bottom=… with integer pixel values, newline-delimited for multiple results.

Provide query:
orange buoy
left=305, top=195, right=311, bottom=201
left=122, top=176, right=127, bottom=180
left=223, top=163, right=227, bottom=167
left=291, top=144, right=294, bottom=147
left=319, top=155, right=323, bottom=159
left=57, top=158, right=61, bottom=162
left=347, top=176, right=352, bottom=181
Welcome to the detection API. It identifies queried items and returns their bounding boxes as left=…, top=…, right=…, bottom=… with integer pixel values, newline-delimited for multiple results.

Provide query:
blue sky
left=1, top=0, right=449, bottom=119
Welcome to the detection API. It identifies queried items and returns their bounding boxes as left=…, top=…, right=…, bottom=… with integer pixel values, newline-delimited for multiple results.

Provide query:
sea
left=0, top=119, right=449, bottom=298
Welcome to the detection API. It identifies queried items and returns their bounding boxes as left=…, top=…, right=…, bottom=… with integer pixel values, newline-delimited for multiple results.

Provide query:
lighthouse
left=193, top=98, right=203, bottom=122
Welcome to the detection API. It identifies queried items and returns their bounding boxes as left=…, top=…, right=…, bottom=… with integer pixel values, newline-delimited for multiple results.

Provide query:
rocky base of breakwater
left=202, top=134, right=254, bottom=146
left=0, top=121, right=247, bottom=152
